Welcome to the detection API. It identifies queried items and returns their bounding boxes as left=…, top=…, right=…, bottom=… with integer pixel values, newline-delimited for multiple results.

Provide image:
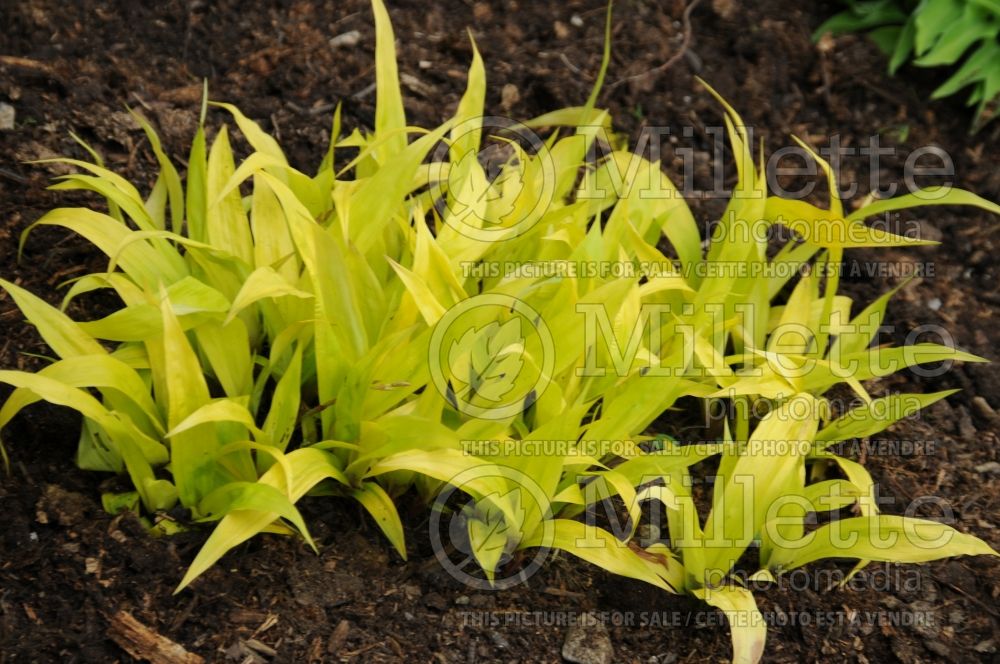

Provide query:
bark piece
left=107, top=611, right=204, bottom=664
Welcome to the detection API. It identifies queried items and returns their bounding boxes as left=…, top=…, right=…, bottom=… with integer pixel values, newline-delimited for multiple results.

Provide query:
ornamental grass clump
left=1, top=2, right=998, bottom=662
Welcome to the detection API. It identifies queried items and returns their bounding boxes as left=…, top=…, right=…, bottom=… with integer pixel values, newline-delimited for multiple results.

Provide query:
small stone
left=423, top=592, right=448, bottom=611
left=570, top=14, right=584, bottom=27
left=469, top=594, right=493, bottom=608
left=892, top=640, right=922, bottom=663
left=927, top=297, right=942, bottom=311
left=956, top=405, right=976, bottom=439
left=917, top=219, right=943, bottom=243
left=931, top=398, right=957, bottom=433
left=974, top=639, right=996, bottom=654
left=554, top=21, right=570, bottom=39
left=473, top=2, right=492, bottom=21
left=400, top=73, right=433, bottom=97
left=419, top=60, right=432, bottom=69
left=907, top=601, right=938, bottom=639
left=327, top=620, right=350, bottom=654
left=971, top=396, right=997, bottom=420
left=224, top=642, right=252, bottom=661
left=500, top=84, right=520, bottom=111
left=329, top=30, right=361, bottom=49
left=289, top=569, right=363, bottom=608
left=454, top=595, right=470, bottom=606
left=924, top=640, right=949, bottom=657
left=880, top=595, right=902, bottom=610
left=975, top=461, right=1000, bottom=474
left=562, top=613, right=613, bottom=664
left=0, top=102, right=14, bottom=130
left=919, top=580, right=940, bottom=604
left=489, top=631, right=510, bottom=649
left=36, top=484, right=90, bottom=527
left=712, top=0, right=736, bottom=19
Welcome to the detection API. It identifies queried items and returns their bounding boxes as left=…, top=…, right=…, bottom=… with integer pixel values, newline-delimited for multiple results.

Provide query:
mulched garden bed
left=1, top=1, right=998, bottom=661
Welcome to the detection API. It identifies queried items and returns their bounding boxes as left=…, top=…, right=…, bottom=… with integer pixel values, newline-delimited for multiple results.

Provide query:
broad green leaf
left=21, top=208, right=187, bottom=289
left=0, top=278, right=106, bottom=358
left=768, top=515, right=998, bottom=571
left=0, top=355, right=163, bottom=437
left=225, top=266, right=312, bottom=325
left=206, top=126, right=254, bottom=264
left=524, top=518, right=677, bottom=592
left=0, top=370, right=170, bottom=510
left=847, top=187, right=1000, bottom=222
left=210, top=102, right=288, bottom=166
left=195, top=320, right=253, bottom=398
left=166, top=398, right=263, bottom=440
left=196, top=481, right=313, bottom=555
left=815, top=390, right=958, bottom=447
left=261, top=343, right=304, bottom=455
left=450, top=32, right=485, bottom=162
left=352, top=481, right=407, bottom=560
left=694, top=586, right=766, bottom=664
left=177, top=447, right=347, bottom=591
left=158, top=289, right=230, bottom=507
left=132, top=110, right=184, bottom=233
left=371, top=0, right=407, bottom=159
left=187, top=125, right=208, bottom=243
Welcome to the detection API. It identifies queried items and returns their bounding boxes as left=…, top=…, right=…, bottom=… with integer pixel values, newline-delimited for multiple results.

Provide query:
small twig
left=129, top=92, right=154, bottom=112
left=0, top=55, right=56, bottom=76
left=270, top=112, right=282, bottom=142
left=558, top=52, right=582, bottom=76
left=857, top=78, right=906, bottom=108
left=106, top=610, right=204, bottom=664
left=543, top=586, right=586, bottom=599
left=932, top=575, right=1000, bottom=618
left=607, top=0, right=702, bottom=91
left=351, top=82, right=377, bottom=101
left=0, top=168, right=27, bottom=184
left=298, top=397, right=338, bottom=423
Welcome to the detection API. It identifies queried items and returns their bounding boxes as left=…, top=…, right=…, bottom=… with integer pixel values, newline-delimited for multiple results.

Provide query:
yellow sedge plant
left=0, top=2, right=998, bottom=663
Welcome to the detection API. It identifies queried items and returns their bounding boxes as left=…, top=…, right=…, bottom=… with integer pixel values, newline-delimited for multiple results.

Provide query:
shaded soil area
left=1, top=0, right=999, bottom=662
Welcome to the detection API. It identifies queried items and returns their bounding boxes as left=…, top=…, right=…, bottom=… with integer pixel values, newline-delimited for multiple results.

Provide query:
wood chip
left=107, top=611, right=204, bottom=664
left=244, top=639, right=277, bottom=657
left=0, top=55, right=56, bottom=76
left=327, top=619, right=350, bottom=654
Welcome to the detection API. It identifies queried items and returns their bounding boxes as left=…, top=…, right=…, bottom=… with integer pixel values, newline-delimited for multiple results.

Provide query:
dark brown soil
left=1, top=1, right=998, bottom=662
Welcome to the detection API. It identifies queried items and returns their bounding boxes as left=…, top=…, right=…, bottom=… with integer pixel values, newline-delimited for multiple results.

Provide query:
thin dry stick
left=106, top=611, right=204, bottom=664
left=607, top=0, right=703, bottom=91
left=0, top=55, right=56, bottom=76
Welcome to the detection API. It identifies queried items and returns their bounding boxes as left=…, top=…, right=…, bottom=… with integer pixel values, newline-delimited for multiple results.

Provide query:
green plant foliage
left=1, top=2, right=998, bottom=662
left=816, top=0, right=1000, bottom=131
